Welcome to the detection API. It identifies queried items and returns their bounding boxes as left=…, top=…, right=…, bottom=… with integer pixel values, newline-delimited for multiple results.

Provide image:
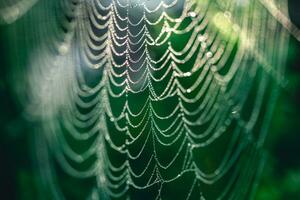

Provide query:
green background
left=0, top=1, right=300, bottom=199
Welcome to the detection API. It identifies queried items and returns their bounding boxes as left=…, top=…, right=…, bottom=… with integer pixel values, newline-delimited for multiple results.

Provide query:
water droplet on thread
left=206, top=51, right=213, bottom=58
left=188, top=11, right=197, bottom=18
left=165, top=26, right=171, bottom=33
left=183, top=72, right=191, bottom=77
left=58, top=43, right=69, bottom=54
left=175, top=18, right=181, bottom=23
left=198, top=35, right=207, bottom=42
left=231, top=106, right=240, bottom=118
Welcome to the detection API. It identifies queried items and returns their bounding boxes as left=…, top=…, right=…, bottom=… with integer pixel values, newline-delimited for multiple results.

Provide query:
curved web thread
left=0, top=0, right=294, bottom=199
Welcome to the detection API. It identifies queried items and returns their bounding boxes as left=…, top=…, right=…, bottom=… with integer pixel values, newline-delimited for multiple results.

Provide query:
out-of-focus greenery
left=0, top=1, right=299, bottom=200
left=255, top=37, right=300, bottom=199
left=255, top=1, right=300, bottom=198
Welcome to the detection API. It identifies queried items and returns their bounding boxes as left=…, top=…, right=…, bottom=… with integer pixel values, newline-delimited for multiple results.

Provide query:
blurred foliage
left=255, top=1, right=300, bottom=198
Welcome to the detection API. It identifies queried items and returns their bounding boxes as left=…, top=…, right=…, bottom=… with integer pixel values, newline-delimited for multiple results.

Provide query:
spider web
left=0, top=0, right=294, bottom=199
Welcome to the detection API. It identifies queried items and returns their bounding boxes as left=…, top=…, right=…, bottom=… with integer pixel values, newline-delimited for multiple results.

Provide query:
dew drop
left=165, top=26, right=171, bottom=33
left=183, top=72, right=191, bottom=77
left=58, top=43, right=69, bottom=55
left=198, top=35, right=207, bottom=42
left=231, top=106, right=240, bottom=118
left=188, top=11, right=197, bottom=18
left=232, top=110, right=238, bottom=114
left=175, top=18, right=181, bottom=23
left=206, top=51, right=213, bottom=58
